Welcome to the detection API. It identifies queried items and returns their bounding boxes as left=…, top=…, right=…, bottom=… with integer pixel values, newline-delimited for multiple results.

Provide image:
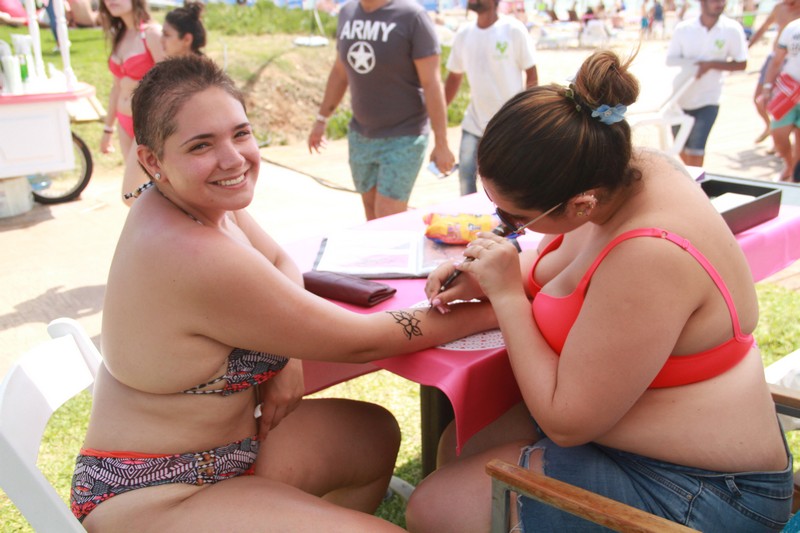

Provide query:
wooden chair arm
left=485, top=459, right=699, bottom=533
left=771, top=383, right=800, bottom=419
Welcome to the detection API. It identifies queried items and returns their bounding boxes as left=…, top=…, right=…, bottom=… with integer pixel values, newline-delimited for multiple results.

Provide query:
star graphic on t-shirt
left=347, top=41, right=376, bottom=74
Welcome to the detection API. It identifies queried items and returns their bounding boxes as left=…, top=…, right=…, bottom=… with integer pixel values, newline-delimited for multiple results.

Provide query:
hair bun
left=572, top=50, right=639, bottom=109
left=185, top=0, right=204, bottom=18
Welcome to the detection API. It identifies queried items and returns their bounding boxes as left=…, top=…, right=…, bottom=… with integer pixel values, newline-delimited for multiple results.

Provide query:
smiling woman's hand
left=256, top=359, right=304, bottom=437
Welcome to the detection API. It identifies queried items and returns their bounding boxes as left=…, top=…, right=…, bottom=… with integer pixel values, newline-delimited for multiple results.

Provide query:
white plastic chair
left=47, top=317, right=102, bottom=378
left=0, top=318, right=100, bottom=532
left=627, top=76, right=696, bottom=156
left=579, top=19, right=610, bottom=48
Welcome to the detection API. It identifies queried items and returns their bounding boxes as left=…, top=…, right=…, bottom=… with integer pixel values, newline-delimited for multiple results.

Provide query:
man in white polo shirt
left=444, top=0, right=537, bottom=196
left=666, top=0, right=747, bottom=168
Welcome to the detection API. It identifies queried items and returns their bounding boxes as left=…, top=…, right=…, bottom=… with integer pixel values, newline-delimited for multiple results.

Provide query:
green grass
left=754, top=283, right=800, bottom=367
left=203, top=1, right=337, bottom=37
left=2, top=282, right=800, bottom=530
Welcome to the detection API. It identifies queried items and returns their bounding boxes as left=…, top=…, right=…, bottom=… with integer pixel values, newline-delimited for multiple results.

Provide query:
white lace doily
left=412, top=300, right=506, bottom=351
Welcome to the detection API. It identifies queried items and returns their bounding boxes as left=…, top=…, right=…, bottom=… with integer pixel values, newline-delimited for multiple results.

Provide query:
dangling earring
left=154, top=172, right=161, bottom=181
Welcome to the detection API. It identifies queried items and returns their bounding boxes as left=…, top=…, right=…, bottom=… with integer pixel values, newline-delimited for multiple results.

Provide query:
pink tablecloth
left=294, top=197, right=800, bottom=454
left=736, top=205, right=800, bottom=282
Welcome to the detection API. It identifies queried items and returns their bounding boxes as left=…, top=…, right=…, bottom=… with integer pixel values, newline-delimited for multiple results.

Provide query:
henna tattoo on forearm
left=387, top=310, right=424, bottom=340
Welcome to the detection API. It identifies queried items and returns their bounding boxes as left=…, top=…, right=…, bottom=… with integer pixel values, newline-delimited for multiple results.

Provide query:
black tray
left=700, top=178, right=781, bottom=234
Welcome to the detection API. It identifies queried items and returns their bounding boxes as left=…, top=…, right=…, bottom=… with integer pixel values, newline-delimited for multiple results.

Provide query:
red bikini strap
left=575, top=228, right=746, bottom=339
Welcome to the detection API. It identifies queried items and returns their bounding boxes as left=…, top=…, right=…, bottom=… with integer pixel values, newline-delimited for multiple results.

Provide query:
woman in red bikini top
left=98, top=0, right=165, bottom=206
left=409, top=50, right=793, bottom=532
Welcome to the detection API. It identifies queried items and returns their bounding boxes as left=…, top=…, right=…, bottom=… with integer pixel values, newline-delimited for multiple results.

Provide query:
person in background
left=678, top=0, right=689, bottom=19
left=748, top=0, right=800, bottom=149
left=67, top=0, right=99, bottom=27
left=71, top=55, right=497, bottom=531
left=44, top=0, right=99, bottom=43
left=44, top=0, right=61, bottom=45
left=761, top=17, right=800, bottom=182
left=405, top=49, right=792, bottom=533
left=308, top=0, right=455, bottom=221
left=0, top=0, right=26, bottom=26
left=666, top=0, right=747, bottom=168
left=98, top=0, right=165, bottom=206
left=161, top=0, right=205, bottom=57
left=649, top=0, right=664, bottom=38
left=444, top=0, right=537, bottom=196
left=581, top=5, right=596, bottom=23
left=594, top=2, right=607, bottom=19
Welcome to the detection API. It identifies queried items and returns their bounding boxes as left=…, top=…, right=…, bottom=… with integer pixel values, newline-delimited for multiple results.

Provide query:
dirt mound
left=240, top=42, right=345, bottom=147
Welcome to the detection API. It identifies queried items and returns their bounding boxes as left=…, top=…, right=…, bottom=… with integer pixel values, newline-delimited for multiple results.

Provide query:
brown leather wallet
left=303, top=270, right=397, bottom=307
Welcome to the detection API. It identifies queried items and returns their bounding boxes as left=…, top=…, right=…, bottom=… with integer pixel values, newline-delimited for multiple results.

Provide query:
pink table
left=290, top=187, right=800, bottom=473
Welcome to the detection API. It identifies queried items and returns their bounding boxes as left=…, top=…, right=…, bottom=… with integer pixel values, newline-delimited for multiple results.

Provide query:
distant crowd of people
left=0, top=0, right=99, bottom=30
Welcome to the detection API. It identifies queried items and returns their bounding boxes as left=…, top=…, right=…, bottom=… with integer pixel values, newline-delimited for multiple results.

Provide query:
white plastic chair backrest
left=584, top=19, right=607, bottom=36
left=662, top=72, right=695, bottom=113
left=47, top=317, right=102, bottom=379
left=628, top=64, right=696, bottom=116
left=0, top=332, right=92, bottom=532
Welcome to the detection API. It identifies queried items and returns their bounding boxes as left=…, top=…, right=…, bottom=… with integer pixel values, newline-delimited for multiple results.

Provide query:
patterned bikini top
left=183, top=348, right=289, bottom=396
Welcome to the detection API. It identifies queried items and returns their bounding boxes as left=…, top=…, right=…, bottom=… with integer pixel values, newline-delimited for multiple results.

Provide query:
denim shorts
left=347, top=130, right=428, bottom=202
left=517, top=434, right=793, bottom=532
left=458, top=129, right=481, bottom=196
left=672, top=105, right=720, bottom=156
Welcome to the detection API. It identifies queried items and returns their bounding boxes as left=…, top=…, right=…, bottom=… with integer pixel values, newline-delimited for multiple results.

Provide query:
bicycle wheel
left=29, top=132, right=93, bottom=204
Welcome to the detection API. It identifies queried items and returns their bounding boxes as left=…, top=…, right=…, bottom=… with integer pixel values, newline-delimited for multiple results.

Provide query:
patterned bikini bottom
left=70, top=435, right=259, bottom=522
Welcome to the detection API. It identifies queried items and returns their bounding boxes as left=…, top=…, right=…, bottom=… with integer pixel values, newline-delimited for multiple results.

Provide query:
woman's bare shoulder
left=120, top=208, right=265, bottom=284
left=142, top=22, right=166, bottom=60
left=142, top=21, right=162, bottom=35
left=634, top=147, right=696, bottom=180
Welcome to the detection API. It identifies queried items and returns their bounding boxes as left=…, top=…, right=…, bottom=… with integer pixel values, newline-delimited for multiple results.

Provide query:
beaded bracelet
left=103, top=126, right=114, bottom=134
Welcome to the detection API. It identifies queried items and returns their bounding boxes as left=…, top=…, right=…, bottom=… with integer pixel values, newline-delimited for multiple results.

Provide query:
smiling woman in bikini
left=70, top=55, right=496, bottom=532
left=98, top=0, right=165, bottom=206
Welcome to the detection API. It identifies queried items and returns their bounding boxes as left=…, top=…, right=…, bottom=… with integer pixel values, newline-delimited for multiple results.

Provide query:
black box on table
left=700, top=178, right=781, bottom=234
